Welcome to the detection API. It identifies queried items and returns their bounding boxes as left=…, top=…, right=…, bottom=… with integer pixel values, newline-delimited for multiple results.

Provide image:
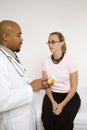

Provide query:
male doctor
left=0, top=20, right=49, bottom=130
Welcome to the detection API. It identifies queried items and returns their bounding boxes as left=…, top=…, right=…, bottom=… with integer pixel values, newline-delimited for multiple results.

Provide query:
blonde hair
left=50, top=32, right=67, bottom=54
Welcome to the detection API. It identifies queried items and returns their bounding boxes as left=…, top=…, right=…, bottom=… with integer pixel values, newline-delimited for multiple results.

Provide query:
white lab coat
left=0, top=48, right=36, bottom=130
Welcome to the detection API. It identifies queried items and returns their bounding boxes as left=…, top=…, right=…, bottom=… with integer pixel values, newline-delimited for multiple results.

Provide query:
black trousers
left=41, top=92, right=81, bottom=130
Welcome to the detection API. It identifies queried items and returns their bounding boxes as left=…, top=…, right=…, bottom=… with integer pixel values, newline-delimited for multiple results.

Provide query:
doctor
left=0, top=20, right=49, bottom=130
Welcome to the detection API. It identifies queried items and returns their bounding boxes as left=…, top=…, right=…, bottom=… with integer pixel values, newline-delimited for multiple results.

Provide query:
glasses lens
left=46, top=40, right=60, bottom=45
left=46, top=41, right=56, bottom=45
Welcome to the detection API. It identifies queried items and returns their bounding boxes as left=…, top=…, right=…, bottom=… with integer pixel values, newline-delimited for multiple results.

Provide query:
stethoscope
left=0, top=48, right=25, bottom=77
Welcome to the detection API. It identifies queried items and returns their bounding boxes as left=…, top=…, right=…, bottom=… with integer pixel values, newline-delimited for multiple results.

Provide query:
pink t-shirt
left=42, top=54, right=78, bottom=93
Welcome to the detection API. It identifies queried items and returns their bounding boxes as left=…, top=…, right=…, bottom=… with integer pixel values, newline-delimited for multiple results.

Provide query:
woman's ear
left=61, top=41, right=64, bottom=46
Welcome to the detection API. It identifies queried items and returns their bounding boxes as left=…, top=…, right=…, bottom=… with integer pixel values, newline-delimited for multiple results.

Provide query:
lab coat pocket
left=5, top=104, right=36, bottom=130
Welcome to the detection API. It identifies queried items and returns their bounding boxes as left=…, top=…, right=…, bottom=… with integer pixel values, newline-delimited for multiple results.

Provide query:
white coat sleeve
left=0, top=61, right=33, bottom=112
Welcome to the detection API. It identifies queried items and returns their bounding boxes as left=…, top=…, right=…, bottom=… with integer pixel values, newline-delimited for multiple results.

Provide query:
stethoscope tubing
left=0, top=48, right=25, bottom=77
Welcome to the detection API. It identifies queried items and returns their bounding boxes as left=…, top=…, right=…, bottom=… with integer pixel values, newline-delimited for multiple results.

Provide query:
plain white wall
left=0, top=0, right=87, bottom=88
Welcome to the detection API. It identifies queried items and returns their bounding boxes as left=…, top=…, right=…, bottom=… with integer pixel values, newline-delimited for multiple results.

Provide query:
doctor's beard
left=15, top=43, right=22, bottom=52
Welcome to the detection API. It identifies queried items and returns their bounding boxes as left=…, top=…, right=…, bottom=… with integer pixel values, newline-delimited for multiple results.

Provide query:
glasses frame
left=46, top=40, right=60, bottom=45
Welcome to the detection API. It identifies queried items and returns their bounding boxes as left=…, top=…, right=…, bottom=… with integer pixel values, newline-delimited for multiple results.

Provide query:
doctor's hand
left=30, top=78, right=49, bottom=91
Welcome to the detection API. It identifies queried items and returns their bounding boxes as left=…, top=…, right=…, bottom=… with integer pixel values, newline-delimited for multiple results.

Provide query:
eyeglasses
left=46, top=40, right=60, bottom=45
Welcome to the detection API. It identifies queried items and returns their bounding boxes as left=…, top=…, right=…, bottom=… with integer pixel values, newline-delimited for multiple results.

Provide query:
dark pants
left=41, top=92, right=81, bottom=130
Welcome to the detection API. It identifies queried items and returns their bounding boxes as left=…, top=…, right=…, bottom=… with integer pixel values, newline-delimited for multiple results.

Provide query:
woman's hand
left=52, top=102, right=64, bottom=115
left=52, top=101, right=58, bottom=113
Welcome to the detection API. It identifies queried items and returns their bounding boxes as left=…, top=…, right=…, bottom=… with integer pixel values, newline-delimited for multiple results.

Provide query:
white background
left=0, top=0, right=87, bottom=88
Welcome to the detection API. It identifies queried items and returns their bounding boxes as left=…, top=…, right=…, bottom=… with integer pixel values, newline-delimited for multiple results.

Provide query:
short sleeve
left=69, top=57, right=78, bottom=73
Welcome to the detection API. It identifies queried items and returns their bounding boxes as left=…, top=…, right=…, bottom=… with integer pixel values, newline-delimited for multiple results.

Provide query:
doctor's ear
left=2, top=33, right=9, bottom=41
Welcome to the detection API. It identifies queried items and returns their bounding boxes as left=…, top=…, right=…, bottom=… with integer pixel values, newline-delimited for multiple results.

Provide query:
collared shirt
left=0, top=45, right=19, bottom=62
